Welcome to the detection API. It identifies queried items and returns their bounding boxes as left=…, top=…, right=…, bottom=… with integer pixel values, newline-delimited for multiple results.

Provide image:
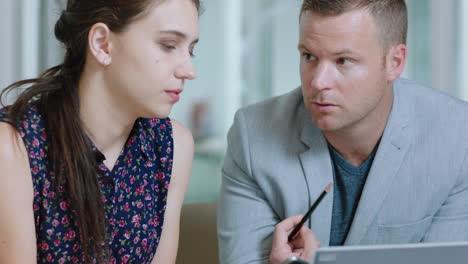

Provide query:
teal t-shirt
left=328, top=144, right=377, bottom=246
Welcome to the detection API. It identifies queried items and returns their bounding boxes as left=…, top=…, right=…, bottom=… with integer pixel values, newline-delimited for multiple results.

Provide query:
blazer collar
left=298, top=103, right=334, bottom=245
left=345, top=81, right=412, bottom=244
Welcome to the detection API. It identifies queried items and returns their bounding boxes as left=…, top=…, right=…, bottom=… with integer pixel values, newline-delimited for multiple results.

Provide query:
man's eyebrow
left=332, top=49, right=354, bottom=56
left=159, top=30, right=199, bottom=44
left=297, top=43, right=308, bottom=51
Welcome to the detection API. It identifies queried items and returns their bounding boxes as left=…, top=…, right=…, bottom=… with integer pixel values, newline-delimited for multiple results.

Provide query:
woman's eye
left=161, top=44, right=176, bottom=51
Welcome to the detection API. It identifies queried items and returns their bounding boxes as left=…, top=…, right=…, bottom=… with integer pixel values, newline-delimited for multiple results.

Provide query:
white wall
left=271, top=1, right=301, bottom=96
left=170, top=0, right=242, bottom=139
left=0, top=1, right=19, bottom=105
left=458, top=0, right=468, bottom=101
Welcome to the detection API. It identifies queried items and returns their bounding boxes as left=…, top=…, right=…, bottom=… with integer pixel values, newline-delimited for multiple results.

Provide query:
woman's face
left=105, top=0, right=199, bottom=118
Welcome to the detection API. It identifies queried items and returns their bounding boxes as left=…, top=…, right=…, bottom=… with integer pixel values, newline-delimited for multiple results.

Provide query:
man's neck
left=324, top=88, right=394, bottom=167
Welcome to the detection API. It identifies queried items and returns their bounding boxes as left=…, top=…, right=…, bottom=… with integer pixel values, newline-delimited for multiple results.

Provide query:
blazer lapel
left=345, top=84, right=411, bottom=244
left=298, top=105, right=334, bottom=246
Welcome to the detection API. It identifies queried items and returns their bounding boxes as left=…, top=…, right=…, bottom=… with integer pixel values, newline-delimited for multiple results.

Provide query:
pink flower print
left=145, top=160, right=153, bottom=167
left=121, top=182, right=127, bottom=189
left=52, top=219, right=59, bottom=227
left=39, top=242, right=49, bottom=251
left=127, top=158, right=133, bottom=165
left=133, top=236, right=140, bottom=244
left=62, top=217, right=69, bottom=225
left=118, top=220, right=125, bottom=227
left=42, top=200, right=48, bottom=208
left=145, top=194, right=152, bottom=201
left=47, top=254, right=53, bottom=262
left=136, top=247, right=141, bottom=254
left=60, top=201, right=69, bottom=211
left=132, top=214, right=141, bottom=227
left=166, top=147, right=172, bottom=153
left=65, top=230, right=76, bottom=240
left=122, top=255, right=130, bottom=263
left=40, top=149, right=45, bottom=157
left=33, top=204, right=39, bottom=211
left=40, top=133, right=47, bottom=141
left=155, top=172, right=165, bottom=181
left=108, top=218, right=116, bottom=226
left=159, top=124, right=166, bottom=130
left=110, top=258, right=117, bottom=264
left=124, top=202, right=130, bottom=211
left=165, top=181, right=170, bottom=189
left=59, top=257, right=66, bottom=264
left=48, top=192, right=55, bottom=199
left=32, top=167, right=39, bottom=174
left=142, top=224, right=148, bottom=230
left=46, top=229, right=54, bottom=236
left=136, top=185, right=144, bottom=195
left=54, top=239, right=61, bottom=246
left=32, top=138, right=40, bottom=147
left=71, top=256, right=79, bottom=263
left=22, top=121, right=28, bottom=129
left=137, top=201, right=143, bottom=208
left=124, top=231, right=131, bottom=239
left=73, top=244, right=80, bottom=252
left=160, top=157, right=168, bottom=163
left=154, top=215, right=160, bottom=226
left=142, top=238, right=148, bottom=247
left=130, top=176, right=135, bottom=184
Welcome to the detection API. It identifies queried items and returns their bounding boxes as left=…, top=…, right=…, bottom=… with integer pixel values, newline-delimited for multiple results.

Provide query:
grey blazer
left=217, top=79, right=468, bottom=264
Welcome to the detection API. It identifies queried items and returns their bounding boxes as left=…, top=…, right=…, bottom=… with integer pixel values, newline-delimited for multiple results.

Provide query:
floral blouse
left=0, top=104, right=174, bottom=263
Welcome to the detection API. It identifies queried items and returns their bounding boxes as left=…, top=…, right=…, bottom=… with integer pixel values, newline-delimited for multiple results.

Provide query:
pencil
left=287, top=182, right=333, bottom=242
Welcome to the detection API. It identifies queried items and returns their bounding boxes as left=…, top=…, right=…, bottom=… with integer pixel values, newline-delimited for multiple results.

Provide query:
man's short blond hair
left=300, top=0, right=407, bottom=51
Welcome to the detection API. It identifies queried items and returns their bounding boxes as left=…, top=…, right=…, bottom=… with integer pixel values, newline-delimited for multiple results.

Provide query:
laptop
left=310, top=242, right=468, bottom=264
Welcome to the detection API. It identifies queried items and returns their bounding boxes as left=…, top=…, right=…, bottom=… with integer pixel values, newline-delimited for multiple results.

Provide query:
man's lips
left=313, top=102, right=338, bottom=112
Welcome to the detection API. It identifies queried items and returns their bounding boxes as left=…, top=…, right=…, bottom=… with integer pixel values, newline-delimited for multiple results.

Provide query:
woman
left=0, top=0, right=200, bottom=263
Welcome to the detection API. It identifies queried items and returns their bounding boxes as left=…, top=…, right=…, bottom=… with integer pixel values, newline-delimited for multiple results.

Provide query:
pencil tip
left=325, top=183, right=333, bottom=192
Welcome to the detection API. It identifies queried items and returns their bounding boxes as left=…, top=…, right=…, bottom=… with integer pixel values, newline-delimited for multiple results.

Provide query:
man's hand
left=269, top=215, right=320, bottom=264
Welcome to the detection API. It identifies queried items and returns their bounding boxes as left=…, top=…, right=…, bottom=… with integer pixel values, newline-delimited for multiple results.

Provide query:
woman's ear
left=385, top=44, right=407, bottom=82
left=88, top=23, right=113, bottom=66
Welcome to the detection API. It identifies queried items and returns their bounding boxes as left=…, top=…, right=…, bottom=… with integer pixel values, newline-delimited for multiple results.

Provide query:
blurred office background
left=0, top=0, right=467, bottom=203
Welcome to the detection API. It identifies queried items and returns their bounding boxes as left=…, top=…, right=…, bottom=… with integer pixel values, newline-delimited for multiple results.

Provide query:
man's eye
left=337, top=58, right=352, bottom=65
left=302, top=53, right=316, bottom=61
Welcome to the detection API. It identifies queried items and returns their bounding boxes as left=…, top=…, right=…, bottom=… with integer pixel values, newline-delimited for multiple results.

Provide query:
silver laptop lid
left=312, top=242, right=468, bottom=264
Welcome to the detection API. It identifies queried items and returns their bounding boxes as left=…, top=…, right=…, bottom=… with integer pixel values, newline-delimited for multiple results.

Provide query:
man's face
left=299, top=9, right=394, bottom=133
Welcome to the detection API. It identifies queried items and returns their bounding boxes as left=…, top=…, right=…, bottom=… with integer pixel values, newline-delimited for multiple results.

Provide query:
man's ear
left=385, top=44, right=407, bottom=82
left=88, top=23, right=113, bottom=66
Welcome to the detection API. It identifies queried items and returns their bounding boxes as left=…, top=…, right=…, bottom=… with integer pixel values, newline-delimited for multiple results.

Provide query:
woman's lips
left=165, top=89, right=183, bottom=102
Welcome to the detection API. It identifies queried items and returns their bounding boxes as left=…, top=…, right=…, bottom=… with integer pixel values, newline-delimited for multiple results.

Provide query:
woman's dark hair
left=0, top=0, right=201, bottom=262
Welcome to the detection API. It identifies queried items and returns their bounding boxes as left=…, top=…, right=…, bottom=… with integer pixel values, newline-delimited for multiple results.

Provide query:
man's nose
left=310, top=63, right=334, bottom=91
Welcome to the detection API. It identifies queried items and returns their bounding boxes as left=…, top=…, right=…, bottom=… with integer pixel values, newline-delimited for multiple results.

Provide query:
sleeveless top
left=0, top=104, right=174, bottom=264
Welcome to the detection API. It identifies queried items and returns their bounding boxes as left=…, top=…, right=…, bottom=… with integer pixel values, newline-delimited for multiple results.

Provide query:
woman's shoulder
left=0, top=122, right=32, bottom=189
left=170, top=119, right=193, bottom=149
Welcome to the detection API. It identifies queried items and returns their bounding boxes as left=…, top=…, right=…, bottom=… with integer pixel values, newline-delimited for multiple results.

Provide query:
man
left=217, top=0, right=468, bottom=263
